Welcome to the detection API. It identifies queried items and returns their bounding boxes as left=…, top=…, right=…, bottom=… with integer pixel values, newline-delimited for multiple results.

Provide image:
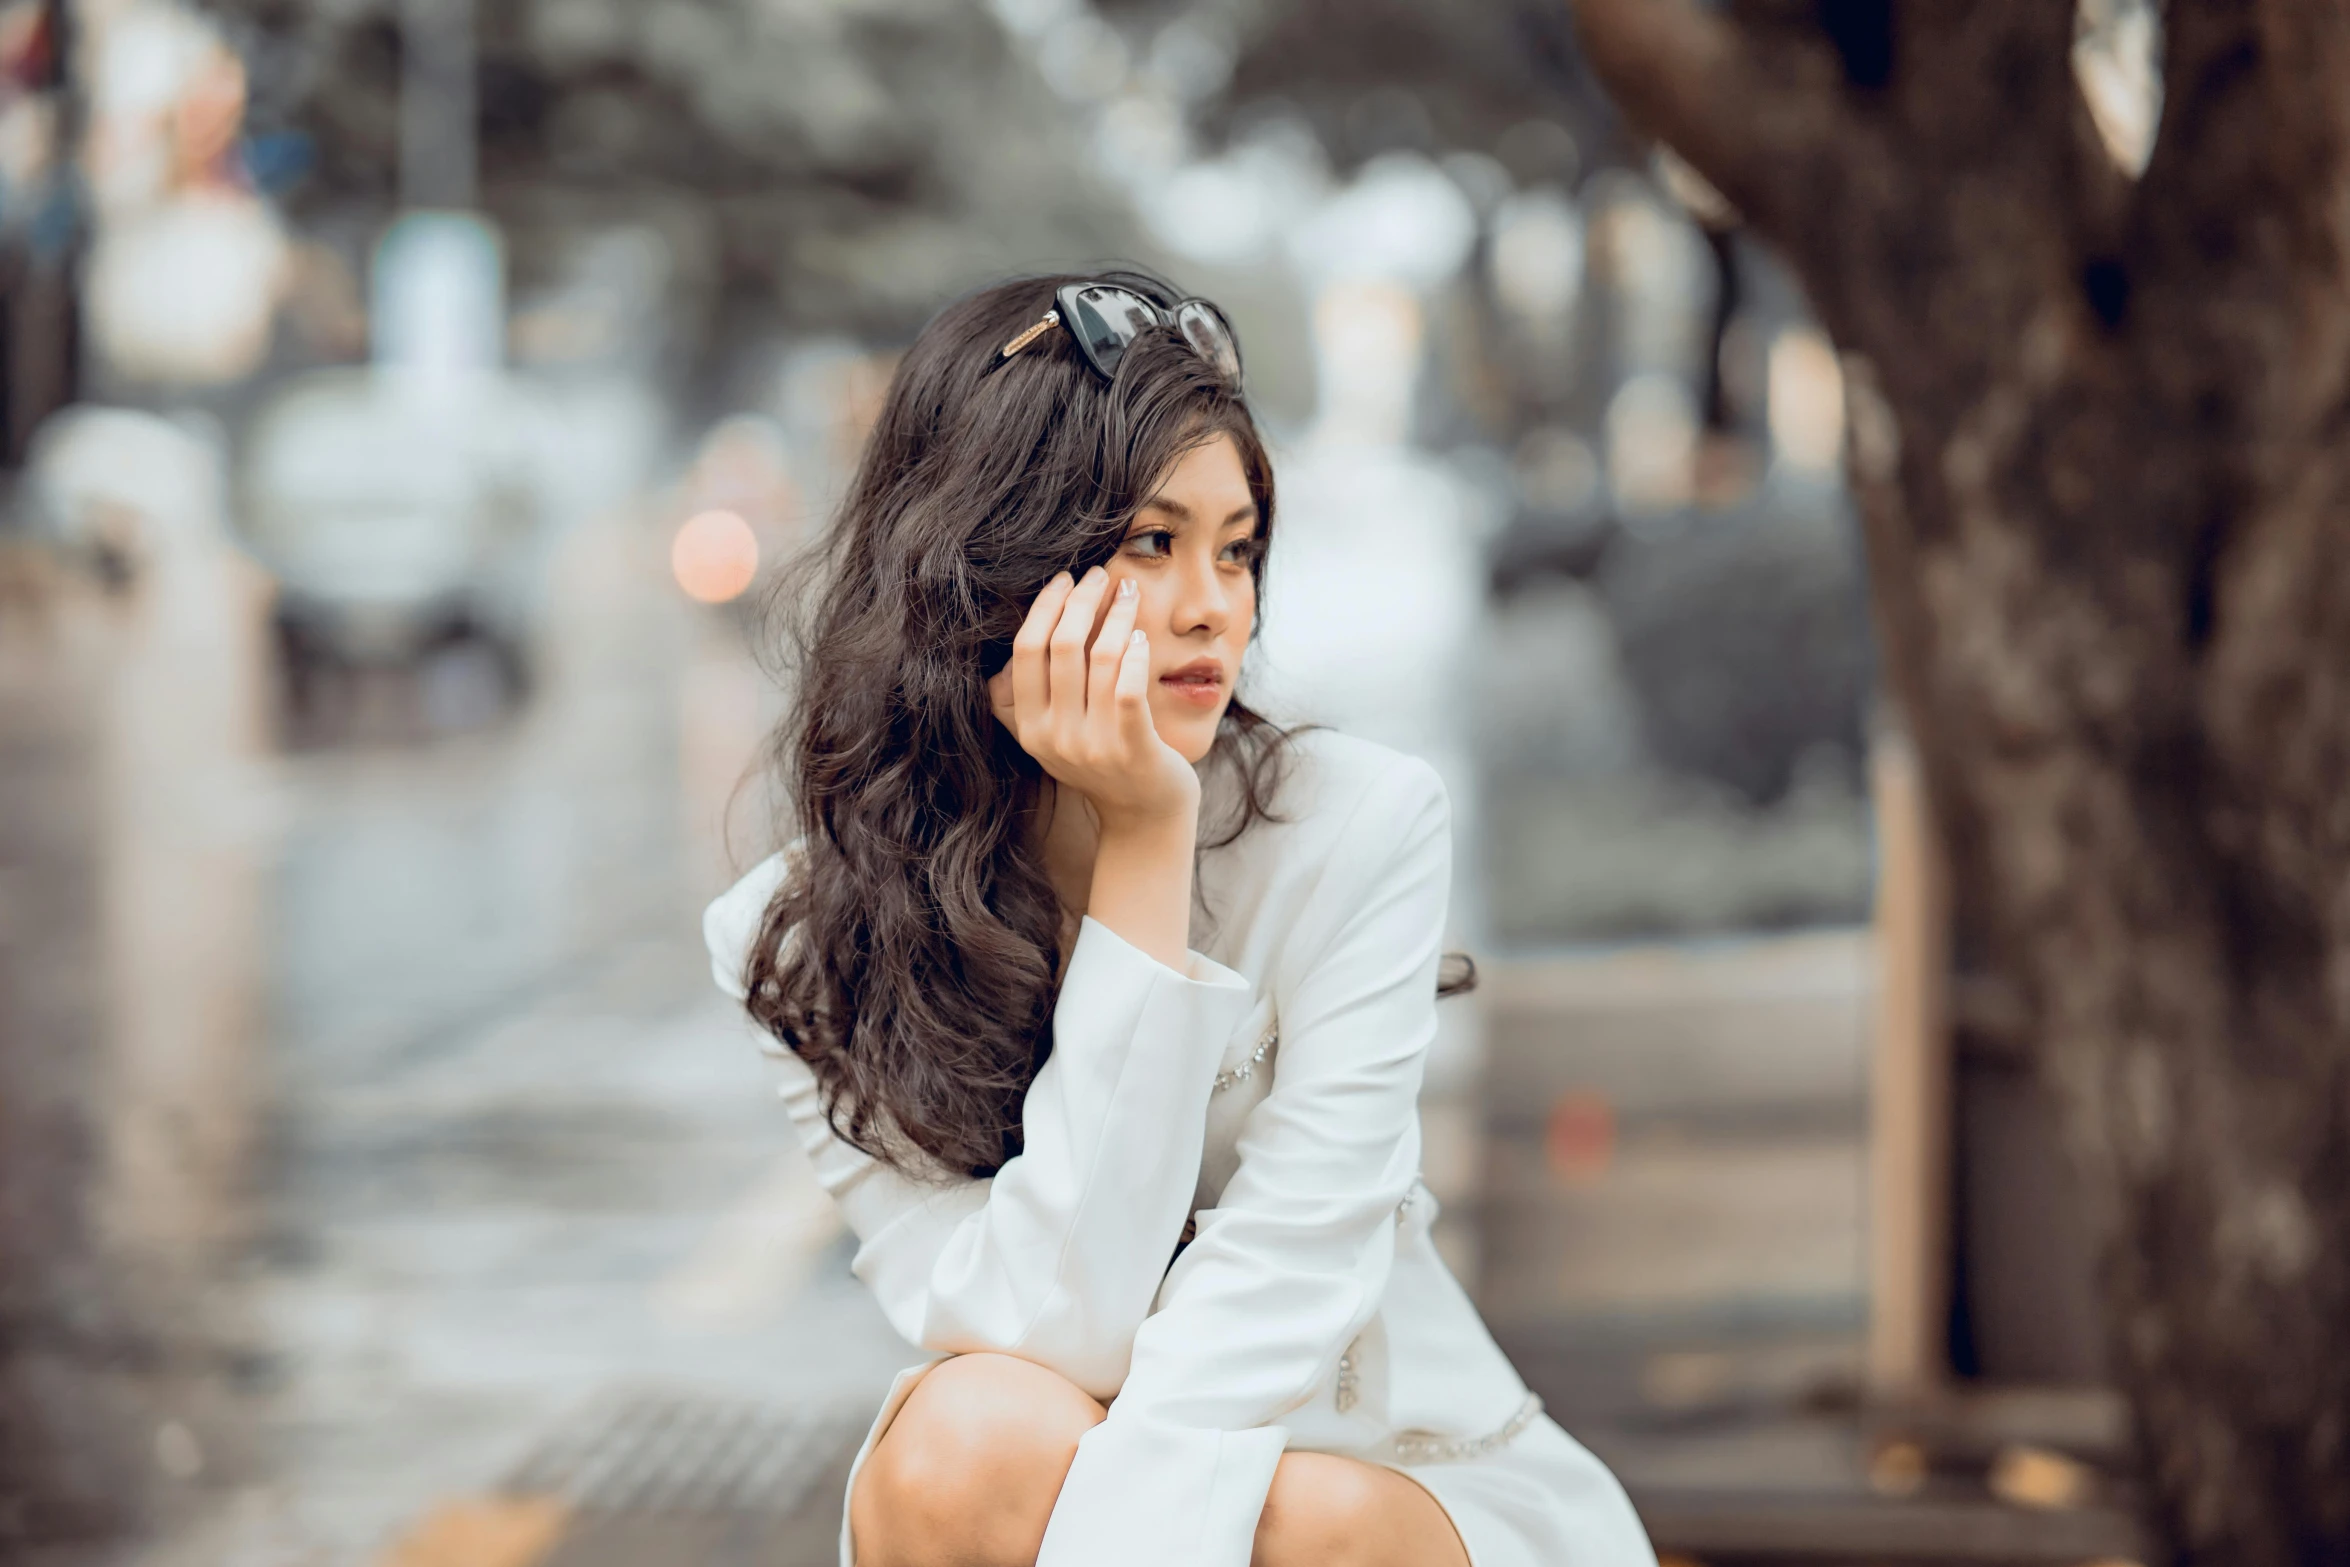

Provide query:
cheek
left=1114, top=569, right=1178, bottom=634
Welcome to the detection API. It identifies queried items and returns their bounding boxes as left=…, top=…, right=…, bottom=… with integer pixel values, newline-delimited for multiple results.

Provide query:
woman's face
left=1103, top=432, right=1262, bottom=764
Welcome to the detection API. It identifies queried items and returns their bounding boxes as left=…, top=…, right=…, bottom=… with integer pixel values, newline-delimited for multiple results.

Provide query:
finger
left=1011, top=572, right=1072, bottom=723
left=987, top=667, right=1017, bottom=730
left=1114, top=627, right=1154, bottom=738
left=1049, top=567, right=1109, bottom=725
left=1087, top=577, right=1140, bottom=717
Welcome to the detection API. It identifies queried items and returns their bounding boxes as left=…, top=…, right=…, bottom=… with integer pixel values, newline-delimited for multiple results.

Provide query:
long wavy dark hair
left=744, top=271, right=1294, bottom=1179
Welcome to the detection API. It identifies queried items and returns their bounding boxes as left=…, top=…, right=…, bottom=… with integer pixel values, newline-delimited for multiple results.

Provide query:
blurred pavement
left=109, top=514, right=917, bottom=1567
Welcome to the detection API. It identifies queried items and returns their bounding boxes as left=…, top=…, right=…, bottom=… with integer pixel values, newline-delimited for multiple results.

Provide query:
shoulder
left=1214, top=729, right=1453, bottom=990
left=1277, top=728, right=1449, bottom=846
left=702, top=851, right=791, bottom=1002
left=1200, top=728, right=1450, bottom=936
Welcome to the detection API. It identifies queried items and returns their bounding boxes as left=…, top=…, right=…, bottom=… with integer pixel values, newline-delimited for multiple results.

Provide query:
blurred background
left=0, top=1, right=2154, bottom=1563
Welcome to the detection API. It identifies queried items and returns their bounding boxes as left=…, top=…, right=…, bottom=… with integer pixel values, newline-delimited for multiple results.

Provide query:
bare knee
left=852, top=1354, right=1105, bottom=1567
left=1253, top=1454, right=1464, bottom=1567
left=1253, top=1454, right=1391, bottom=1567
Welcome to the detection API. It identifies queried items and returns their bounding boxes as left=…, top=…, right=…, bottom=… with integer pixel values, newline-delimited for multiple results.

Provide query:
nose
left=1167, top=546, right=1231, bottom=640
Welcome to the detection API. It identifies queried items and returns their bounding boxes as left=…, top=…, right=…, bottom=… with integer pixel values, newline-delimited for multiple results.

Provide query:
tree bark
left=1572, top=2, right=2350, bottom=1561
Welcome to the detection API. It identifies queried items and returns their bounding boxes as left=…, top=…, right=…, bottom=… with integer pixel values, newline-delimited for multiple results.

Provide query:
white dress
left=703, top=729, right=1655, bottom=1567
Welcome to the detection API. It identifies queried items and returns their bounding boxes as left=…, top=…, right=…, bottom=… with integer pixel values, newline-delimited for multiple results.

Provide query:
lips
left=1159, top=658, right=1226, bottom=708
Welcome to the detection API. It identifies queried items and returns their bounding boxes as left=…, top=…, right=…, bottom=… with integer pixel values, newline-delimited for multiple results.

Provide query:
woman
left=704, top=272, right=1654, bottom=1567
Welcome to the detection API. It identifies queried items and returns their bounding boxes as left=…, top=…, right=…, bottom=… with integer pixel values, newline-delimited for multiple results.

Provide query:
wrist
left=1084, top=807, right=1196, bottom=971
left=1091, top=796, right=1198, bottom=846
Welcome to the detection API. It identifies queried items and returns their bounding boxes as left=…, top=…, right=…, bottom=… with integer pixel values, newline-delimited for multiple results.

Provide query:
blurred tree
left=205, top=0, right=1136, bottom=355
left=1144, top=0, right=1636, bottom=436
left=1104, top=0, right=1626, bottom=176
left=1600, top=498, right=1869, bottom=803
left=1574, top=3, right=2350, bottom=1560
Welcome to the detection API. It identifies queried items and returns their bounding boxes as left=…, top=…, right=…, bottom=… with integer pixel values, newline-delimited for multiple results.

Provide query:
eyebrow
left=1134, top=495, right=1259, bottom=529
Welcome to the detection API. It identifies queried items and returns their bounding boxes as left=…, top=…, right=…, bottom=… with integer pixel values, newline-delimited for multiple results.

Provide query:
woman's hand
left=989, top=567, right=1200, bottom=832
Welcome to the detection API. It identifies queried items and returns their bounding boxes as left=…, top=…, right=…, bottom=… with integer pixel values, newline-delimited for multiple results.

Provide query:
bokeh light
left=670, top=508, right=758, bottom=605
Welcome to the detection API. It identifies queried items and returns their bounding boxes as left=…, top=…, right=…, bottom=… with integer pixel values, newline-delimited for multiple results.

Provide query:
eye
left=1220, top=534, right=1264, bottom=567
left=1124, top=528, right=1176, bottom=559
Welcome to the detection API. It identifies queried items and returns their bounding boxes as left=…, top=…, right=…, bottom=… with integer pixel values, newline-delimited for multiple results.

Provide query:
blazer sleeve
left=1033, top=759, right=1451, bottom=1567
left=703, top=856, right=1252, bottom=1396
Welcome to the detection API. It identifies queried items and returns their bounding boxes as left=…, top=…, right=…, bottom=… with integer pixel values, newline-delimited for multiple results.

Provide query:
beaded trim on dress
left=1211, top=1020, right=1277, bottom=1092
left=1390, top=1394, right=1545, bottom=1465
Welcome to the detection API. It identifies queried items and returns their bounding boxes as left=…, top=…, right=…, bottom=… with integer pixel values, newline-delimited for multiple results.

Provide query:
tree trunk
left=1570, top=3, right=2350, bottom=1561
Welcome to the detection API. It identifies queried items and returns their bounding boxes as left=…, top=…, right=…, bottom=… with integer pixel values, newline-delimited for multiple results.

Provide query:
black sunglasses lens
left=1175, top=301, right=1242, bottom=383
left=1064, top=286, right=1158, bottom=380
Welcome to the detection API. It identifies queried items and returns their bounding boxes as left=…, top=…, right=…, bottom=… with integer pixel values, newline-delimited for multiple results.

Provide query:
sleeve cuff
left=1068, top=914, right=1251, bottom=995
left=1036, top=1415, right=1288, bottom=1567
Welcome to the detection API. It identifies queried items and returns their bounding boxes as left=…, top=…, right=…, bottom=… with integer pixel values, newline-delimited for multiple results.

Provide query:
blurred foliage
left=1477, top=495, right=1878, bottom=942
left=1106, top=0, right=1630, bottom=180
left=209, top=0, right=1141, bottom=340
left=1600, top=500, right=1871, bottom=805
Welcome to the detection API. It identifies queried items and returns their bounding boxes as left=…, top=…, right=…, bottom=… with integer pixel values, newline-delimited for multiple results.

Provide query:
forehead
left=1143, top=433, right=1256, bottom=518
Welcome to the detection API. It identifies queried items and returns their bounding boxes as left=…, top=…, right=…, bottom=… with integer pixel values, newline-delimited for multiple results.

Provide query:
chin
left=1171, top=727, right=1220, bottom=765
left=1156, top=705, right=1224, bottom=765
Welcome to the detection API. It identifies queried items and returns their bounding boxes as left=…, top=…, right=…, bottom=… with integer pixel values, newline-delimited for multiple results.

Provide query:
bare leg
left=851, top=1354, right=1468, bottom=1567
left=1252, top=1452, right=1471, bottom=1567
left=850, top=1353, right=1105, bottom=1567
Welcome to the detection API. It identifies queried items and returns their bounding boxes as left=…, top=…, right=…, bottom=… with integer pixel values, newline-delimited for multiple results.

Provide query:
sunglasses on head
left=990, top=281, right=1244, bottom=387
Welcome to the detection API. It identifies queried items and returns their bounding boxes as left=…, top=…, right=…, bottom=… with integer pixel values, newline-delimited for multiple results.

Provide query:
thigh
left=1253, top=1451, right=1471, bottom=1567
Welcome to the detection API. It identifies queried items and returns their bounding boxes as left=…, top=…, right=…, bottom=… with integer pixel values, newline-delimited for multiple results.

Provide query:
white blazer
left=705, top=729, right=1644, bottom=1566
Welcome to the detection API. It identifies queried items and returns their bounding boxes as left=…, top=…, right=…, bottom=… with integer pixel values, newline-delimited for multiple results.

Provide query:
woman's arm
left=1032, top=759, right=1453, bottom=1567
left=704, top=857, right=1247, bottom=1396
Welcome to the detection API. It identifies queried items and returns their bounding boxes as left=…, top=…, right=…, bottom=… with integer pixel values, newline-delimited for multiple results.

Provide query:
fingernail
left=1130, top=629, right=1146, bottom=647
left=1116, top=578, right=1136, bottom=601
